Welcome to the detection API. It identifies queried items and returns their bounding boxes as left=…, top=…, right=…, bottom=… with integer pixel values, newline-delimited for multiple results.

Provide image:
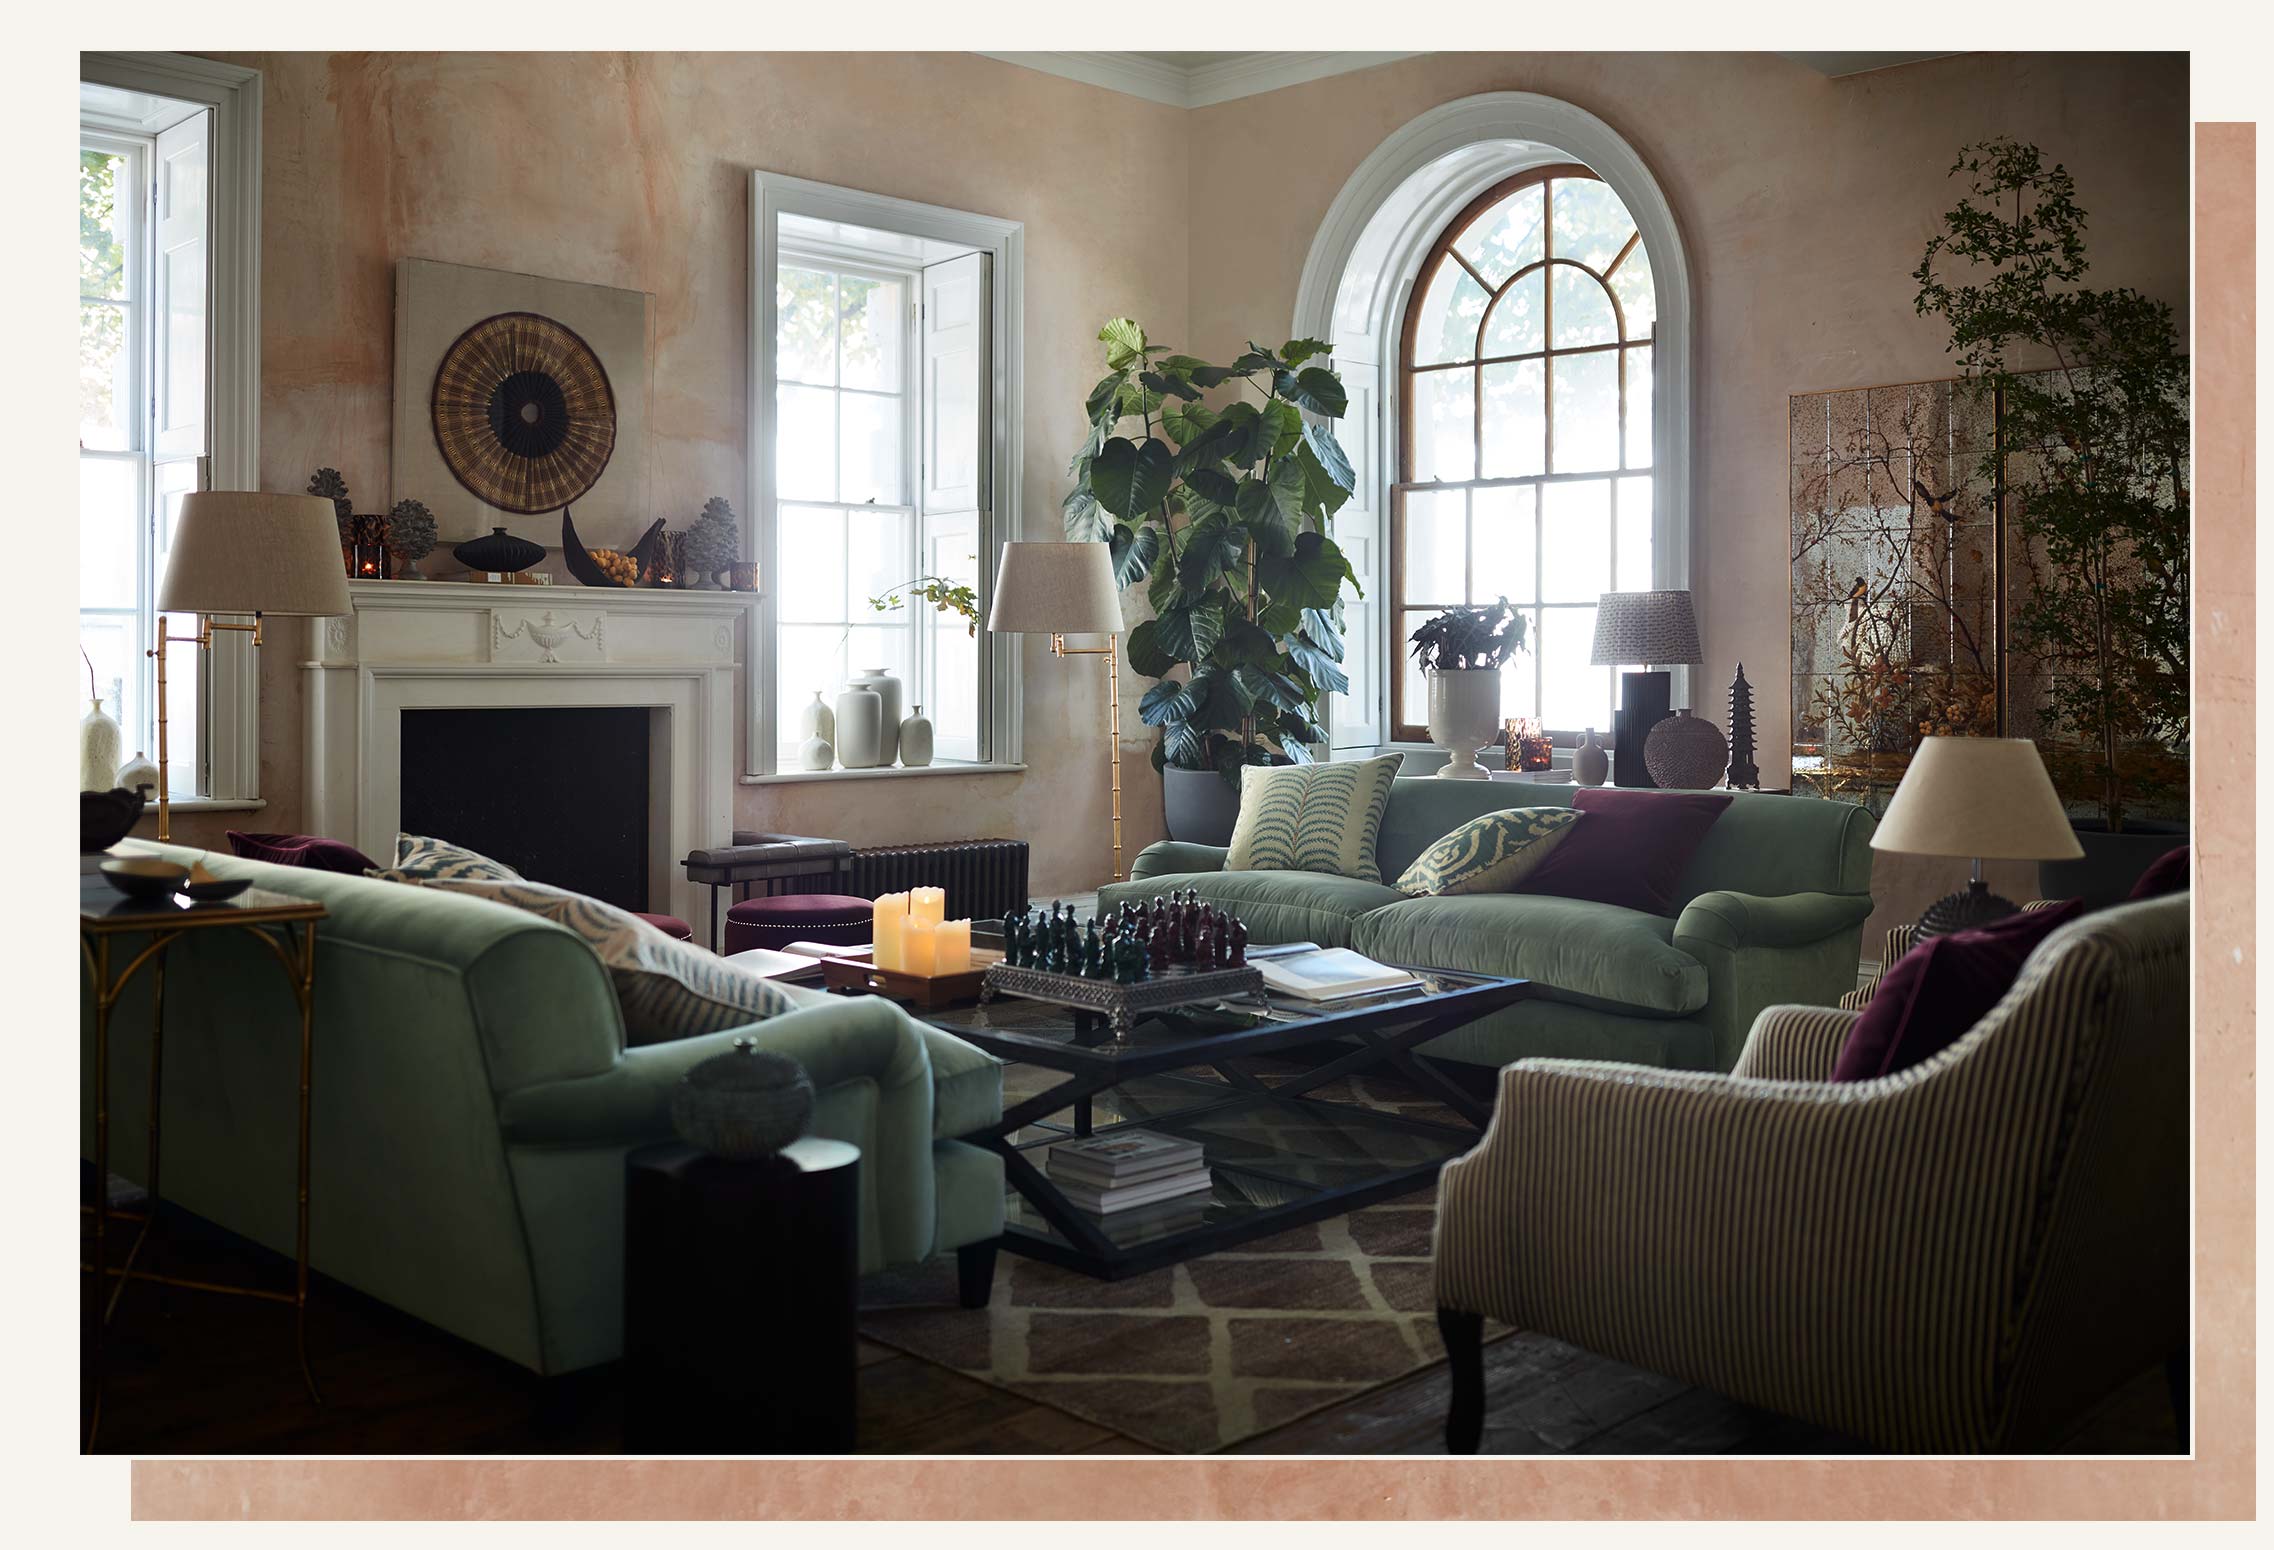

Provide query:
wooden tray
left=819, top=947, right=1002, bottom=1010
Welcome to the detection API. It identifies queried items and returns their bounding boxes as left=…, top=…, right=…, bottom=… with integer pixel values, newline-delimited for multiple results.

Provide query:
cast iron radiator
left=846, top=839, right=1030, bottom=923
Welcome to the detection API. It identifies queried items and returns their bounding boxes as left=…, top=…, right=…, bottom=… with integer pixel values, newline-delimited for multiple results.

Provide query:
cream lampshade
left=148, top=492, right=353, bottom=840
left=1871, top=736, right=2083, bottom=937
left=1590, top=590, right=1705, bottom=790
left=987, top=542, right=1127, bottom=881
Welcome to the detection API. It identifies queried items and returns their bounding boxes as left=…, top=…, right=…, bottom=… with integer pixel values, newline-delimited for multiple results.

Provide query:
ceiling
left=977, top=52, right=1420, bottom=109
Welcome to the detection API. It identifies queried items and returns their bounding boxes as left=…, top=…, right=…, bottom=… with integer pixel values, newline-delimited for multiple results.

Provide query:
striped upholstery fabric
left=1434, top=893, right=2189, bottom=1452
left=1842, top=899, right=2067, bottom=1011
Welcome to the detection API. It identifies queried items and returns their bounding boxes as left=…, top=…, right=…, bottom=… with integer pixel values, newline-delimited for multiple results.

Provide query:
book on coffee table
left=1255, top=948, right=1420, bottom=1001
left=1047, top=1131, right=1209, bottom=1212
left=1054, top=1168, right=1214, bottom=1215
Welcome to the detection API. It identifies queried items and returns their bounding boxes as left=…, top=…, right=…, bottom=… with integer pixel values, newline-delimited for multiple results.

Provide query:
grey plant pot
left=2038, top=820, right=2188, bottom=909
left=1162, top=764, right=1244, bottom=847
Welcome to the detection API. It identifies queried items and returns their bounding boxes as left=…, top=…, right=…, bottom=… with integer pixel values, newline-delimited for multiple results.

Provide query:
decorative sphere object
left=670, top=1039, right=815, bottom=1160
left=1643, top=709, right=1728, bottom=791
left=798, top=734, right=835, bottom=771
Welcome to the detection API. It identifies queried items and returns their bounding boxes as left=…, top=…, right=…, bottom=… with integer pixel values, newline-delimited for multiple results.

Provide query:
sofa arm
left=1433, top=1057, right=1998, bottom=1449
left=1673, top=890, right=1875, bottom=1071
left=1731, top=1003, right=1859, bottom=1081
left=1129, top=840, right=1229, bottom=880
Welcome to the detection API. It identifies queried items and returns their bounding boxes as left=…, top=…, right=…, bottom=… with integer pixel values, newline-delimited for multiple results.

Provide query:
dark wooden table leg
left=1438, top=1305, right=1486, bottom=1453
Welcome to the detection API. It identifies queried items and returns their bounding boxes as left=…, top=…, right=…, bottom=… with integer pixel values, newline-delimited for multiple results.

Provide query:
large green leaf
left=1140, top=370, right=1201, bottom=403
left=1138, top=674, right=1203, bottom=727
left=1114, top=379, right=1164, bottom=419
left=1099, top=318, right=1148, bottom=372
left=1147, top=556, right=1182, bottom=615
left=1110, top=521, right=1160, bottom=588
left=1091, top=437, right=1173, bottom=520
left=1300, top=605, right=1345, bottom=661
left=1193, top=672, right=1251, bottom=732
left=1213, top=617, right=1279, bottom=668
left=1275, top=366, right=1349, bottom=418
left=1284, top=632, right=1351, bottom=695
left=1185, top=598, right=1226, bottom=660
left=1161, top=718, right=1208, bottom=768
left=1231, top=349, right=1279, bottom=374
left=1084, top=373, right=1123, bottom=424
left=1261, top=398, right=1305, bottom=459
left=1123, top=617, right=1175, bottom=678
left=1178, top=514, right=1247, bottom=594
left=1266, top=457, right=1307, bottom=525
left=1292, top=440, right=1353, bottom=521
left=1162, top=399, right=1216, bottom=446
left=1257, top=594, right=1304, bottom=636
left=1184, top=467, right=1240, bottom=506
left=1153, top=597, right=1225, bottom=663
left=1062, top=481, right=1109, bottom=542
left=1302, top=421, right=1355, bottom=493
left=1186, top=364, right=1237, bottom=388
left=1280, top=338, right=1329, bottom=368
left=1260, top=530, right=1355, bottom=611
left=1172, top=410, right=1247, bottom=475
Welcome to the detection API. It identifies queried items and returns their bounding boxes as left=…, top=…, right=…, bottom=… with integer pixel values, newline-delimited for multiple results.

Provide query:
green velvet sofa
left=80, top=840, right=1005, bottom=1376
left=1099, top=781, right=1876, bottom=1072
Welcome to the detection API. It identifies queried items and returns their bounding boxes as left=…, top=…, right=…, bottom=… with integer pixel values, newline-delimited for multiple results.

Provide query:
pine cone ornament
left=309, top=468, right=353, bottom=545
left=387, top=498, right=439, bottom=579
left=684, top=496, right=740, bottom=590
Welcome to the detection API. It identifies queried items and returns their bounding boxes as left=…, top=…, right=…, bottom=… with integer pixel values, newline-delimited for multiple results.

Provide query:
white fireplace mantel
left=302, top=580, right=755, bottom=924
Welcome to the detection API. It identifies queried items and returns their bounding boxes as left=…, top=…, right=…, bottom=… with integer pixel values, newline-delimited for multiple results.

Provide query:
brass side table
left=80, top=871, right=327, bottom=1449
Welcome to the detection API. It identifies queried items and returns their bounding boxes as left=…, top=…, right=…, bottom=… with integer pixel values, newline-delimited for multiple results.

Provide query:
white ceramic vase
left=835, top=687, right=884, bottom=770
left=80, top=698, right=122, bottom=793
left=1426, top=668, right=1503, bottom=780
left=798, top=690, right=835, bottom=746
left=798, top=734, right=835, bottom=771
left=898, top=705, right=935, bottom=768
left=848, top=667, right=903, bottom=765
left=117, top=751, right=159, bottom=797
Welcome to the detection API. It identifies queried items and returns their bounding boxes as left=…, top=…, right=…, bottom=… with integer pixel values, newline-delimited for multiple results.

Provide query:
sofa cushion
left=1394, top=807, right=1582, bottom=897
left=1517, top=788, right=1732, bottom=916
left=2128, top=844, right=2191, bottom=900
left=1832, top=898, right=2087, bottom=1081
left=226, top=830, right=379, bottom=874
left=1351, top=892, right=1708, bottom=1017
left=386, top=875, right=802, bottom=1044
left=1224, top=753, right=1403, bottom=884
left=1099, top=869, right=1404, bottom=950
left=375, top=833, right=523, bottom=883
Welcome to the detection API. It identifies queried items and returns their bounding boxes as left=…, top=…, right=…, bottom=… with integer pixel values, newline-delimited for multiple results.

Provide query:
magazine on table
left=1255, top=948, right=1420, bottom=1002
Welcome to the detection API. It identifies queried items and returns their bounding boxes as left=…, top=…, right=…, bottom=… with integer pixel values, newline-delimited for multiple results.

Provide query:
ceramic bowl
left=99, top=856, right=189, bottom=903
left=182, top=874, right=253, bottom=903
left=80, top=788, right=147, bottom=853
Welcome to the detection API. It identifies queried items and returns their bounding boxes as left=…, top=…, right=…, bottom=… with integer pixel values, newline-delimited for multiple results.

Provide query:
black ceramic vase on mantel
left=452, top=525, right=546, bottom=576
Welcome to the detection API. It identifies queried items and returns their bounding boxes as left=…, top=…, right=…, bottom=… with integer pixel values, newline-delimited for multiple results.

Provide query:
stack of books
left=1047, top=1131, right=1210, bottom=1216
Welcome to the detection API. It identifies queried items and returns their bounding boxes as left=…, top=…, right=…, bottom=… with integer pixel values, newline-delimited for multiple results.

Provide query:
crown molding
left=977, top=51, right=1422, bottom=109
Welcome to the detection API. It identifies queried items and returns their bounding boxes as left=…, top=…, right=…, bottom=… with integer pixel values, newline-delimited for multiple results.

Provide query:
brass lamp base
left=1050, top=631, right=1123, bottom=884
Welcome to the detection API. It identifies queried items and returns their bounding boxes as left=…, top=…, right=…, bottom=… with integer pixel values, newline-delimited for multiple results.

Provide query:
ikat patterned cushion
left=1393, top=807, right=1583, bottom=897
left=1223, top=753, right=1403, bottom=883
left=373, top=833, right=523, bottom=883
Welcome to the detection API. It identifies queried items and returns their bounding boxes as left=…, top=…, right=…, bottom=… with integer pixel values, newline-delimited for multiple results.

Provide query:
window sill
left=741, top=763, right=1027, bottom=787
left=152, top=795, right=269, bottom=814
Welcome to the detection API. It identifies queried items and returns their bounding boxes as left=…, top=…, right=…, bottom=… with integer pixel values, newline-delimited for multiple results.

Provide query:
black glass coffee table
left=920, top=965, right=1533, bottom=1279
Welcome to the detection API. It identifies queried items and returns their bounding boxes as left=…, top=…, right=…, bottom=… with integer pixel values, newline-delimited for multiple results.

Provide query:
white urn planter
left=1426, top=667, right=1503, bottom=780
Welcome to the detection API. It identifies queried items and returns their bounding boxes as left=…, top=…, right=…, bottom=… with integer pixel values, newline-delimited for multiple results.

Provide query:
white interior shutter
left=1326, top=339, right=1385, bottom=753
left=153, top=110, right=209, bottom=461
left=919, top=252, right=991, bottom=763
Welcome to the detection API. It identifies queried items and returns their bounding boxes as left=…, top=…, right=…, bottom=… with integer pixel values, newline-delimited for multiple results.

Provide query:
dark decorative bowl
left=99, top=856, right=190, bottom=903
left=451, top=525, right=546, bottom=576
left=670, top=1039, right=815, bottom=1160
left=182, top=873, right=254, bottom=903
left=81, top=787, right=147, bottom=853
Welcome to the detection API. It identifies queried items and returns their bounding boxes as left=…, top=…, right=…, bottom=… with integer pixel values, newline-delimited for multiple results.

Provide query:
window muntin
left=1392, top=165, right=1656, bottom=742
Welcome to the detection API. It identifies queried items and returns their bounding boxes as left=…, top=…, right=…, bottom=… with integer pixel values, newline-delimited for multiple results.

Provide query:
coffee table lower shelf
left=986, top=1071, right=1481, bottom=1280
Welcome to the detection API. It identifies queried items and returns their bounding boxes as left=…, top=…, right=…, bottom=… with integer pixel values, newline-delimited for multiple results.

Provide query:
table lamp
left=152, top=492, right=354, bottom=842
left=1590, top=590, right=1702, bottom=789
left=986, top=541, right=1126, bottom=882
left=1871, top=736, right=2084, bottom=938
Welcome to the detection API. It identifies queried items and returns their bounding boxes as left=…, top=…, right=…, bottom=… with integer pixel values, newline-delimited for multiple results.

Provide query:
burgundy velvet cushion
left=634, top=912, right=694, bottom=941
left=1831, top=898, right=2087, bottom=1083
left=2128, top=844, right=2191, bottom=900
left=226, top=830, right=379, bottom=875
left=1515, top=787, right=1733, bottom=916
left=723, top=893, right=874, bottom=954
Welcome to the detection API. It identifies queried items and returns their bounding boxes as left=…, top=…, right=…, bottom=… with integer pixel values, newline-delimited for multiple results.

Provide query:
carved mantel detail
left=493, top=608, right=607, bottom=664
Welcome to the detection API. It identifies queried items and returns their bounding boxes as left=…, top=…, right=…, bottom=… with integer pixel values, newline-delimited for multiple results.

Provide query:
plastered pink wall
left=1182, top=51, right=2191, bottom=942
left=161, top=51, right=1190, bottom=893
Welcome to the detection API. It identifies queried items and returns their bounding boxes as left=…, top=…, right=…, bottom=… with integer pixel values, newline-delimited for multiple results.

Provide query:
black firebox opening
left=399, top=706, right=652, bottom=913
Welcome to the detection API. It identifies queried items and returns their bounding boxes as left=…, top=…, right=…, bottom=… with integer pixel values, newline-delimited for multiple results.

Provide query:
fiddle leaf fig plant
left=1062, top=319, right=1361, bottom=780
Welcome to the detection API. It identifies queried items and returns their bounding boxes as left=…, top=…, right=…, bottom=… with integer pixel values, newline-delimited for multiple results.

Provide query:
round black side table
left=623, top=1137, right=860, bottom=1453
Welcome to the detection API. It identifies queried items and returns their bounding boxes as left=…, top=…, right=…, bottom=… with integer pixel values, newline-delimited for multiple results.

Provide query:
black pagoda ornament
left=1725, top=661, right=1760, bottom=790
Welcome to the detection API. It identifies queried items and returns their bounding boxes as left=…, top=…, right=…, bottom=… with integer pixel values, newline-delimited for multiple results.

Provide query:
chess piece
left=1148, top=919, right=1171, bottom=972
left=1005, top=911, right=1027, bottom=966
left=1082, top=922, right=1105, bottom=980
left=1228, top=918, right=1248, bottom=967
left=1210, top=915, right=1229, bottom=969
left=1194, top=917, right=1217, bottom=970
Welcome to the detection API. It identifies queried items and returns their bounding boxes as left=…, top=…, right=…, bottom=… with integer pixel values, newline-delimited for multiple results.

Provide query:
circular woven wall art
left=430, top=311, right=617, bottom=514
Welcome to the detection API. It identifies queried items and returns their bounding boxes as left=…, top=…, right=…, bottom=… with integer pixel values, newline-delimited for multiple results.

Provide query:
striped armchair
left=1432, top=893, right=2188, bottom=1453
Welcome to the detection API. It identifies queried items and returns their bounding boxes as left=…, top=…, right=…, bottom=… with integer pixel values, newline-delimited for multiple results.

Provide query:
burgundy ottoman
left=635, top=912, right=694, bottom=942
left=723, top=894, right=873, bottom=956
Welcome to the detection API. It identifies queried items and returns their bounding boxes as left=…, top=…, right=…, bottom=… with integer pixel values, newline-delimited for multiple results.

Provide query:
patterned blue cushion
left=1394, top=807, right=1582, bottom=896
left=1223, top=753, right=1404, bottom=883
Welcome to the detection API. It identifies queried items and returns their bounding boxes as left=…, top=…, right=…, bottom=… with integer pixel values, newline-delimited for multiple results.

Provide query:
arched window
left=1393, top=165, right=1657, bottom=741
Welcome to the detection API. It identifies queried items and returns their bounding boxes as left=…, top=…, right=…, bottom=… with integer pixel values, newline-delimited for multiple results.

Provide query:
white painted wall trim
left=748, top=171, right=1024, bottom=778
left=79, top=52, right=265, bottom=802
left=977, top=52, right=1421, bottom=110
left=1291, top=92, right=1698, bottom=736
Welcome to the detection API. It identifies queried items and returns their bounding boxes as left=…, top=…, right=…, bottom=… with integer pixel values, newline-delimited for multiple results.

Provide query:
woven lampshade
left=1871, top=737, right=2084, bottom=861
left=1589, top=590, right=1702, bottom=666
left=158, top=492, right=354, bottom=617
left=985, top=542, right=1123, bottom=635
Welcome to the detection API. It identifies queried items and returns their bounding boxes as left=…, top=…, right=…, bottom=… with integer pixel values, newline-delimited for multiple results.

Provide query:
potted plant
left=1408, top=600, right=1525, bottom=780
left=1060, top=319, right=1363, bottom=844
left=1915, top=139, right=2189, bottom=902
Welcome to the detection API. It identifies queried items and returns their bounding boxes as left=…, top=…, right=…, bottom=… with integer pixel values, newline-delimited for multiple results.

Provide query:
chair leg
left=1437, top=1305, right=1486, bottom=1453
left=2166, top=1351, right=2189, bottom=1452
left=956, top=1240, right=999, bottom=1310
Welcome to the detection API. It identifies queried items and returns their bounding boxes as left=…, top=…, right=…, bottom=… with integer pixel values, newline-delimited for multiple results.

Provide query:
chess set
left=981, top=891, right=1268, bottom=1041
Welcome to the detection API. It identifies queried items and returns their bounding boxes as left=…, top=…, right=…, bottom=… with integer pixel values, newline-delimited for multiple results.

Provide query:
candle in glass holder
left=910, top=886, right=946, bottom=927
left=901, top=916, right=938, bottom=976
left=872, top=892, right=909, bottom=972
left=936, top=918, right=971, bottom=974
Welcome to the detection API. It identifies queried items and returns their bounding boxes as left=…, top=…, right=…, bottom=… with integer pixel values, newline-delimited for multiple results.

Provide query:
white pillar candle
left=910, top=886, right=947, bottom=927
left=872, top=892, right=909, bottom=972
left=901, top=916, right=938, bottom=976
left=937, top=919, right=971, bottom=974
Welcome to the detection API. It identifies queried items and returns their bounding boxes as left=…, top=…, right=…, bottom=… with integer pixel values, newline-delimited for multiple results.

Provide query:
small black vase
left=453, top=525, right=545, bottom=575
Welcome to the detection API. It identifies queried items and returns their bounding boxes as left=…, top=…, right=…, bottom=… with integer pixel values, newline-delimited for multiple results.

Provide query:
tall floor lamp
left=152, top=492, right=353, bottom=842
left=987, top=542, right=1126, bottom=883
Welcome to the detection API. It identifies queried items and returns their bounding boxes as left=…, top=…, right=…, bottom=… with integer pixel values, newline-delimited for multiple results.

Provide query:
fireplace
left=401, top=707, right=654, bottom=912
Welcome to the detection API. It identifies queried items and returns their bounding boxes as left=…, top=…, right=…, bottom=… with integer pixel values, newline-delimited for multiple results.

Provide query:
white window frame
left=80, top=51, right=264, bottom=808
left=747, top=171, right=1024, bottom=781
left=1291, top=92, right=1694, bottom=753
